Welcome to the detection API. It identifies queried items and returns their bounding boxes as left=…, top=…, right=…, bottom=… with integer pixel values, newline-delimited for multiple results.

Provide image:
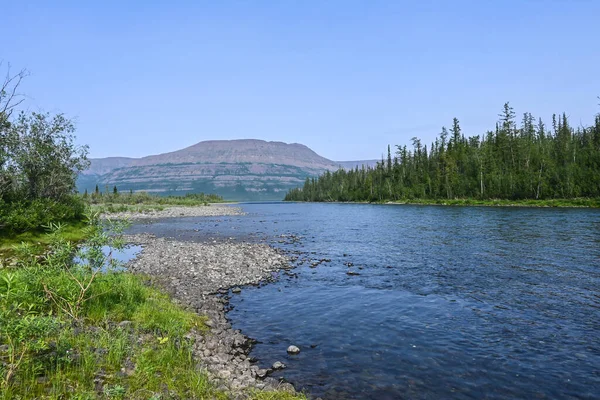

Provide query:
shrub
left=0, top=195, right=85, bottom=234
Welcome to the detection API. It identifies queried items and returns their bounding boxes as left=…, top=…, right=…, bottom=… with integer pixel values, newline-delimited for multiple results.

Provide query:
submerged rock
left=272, top=361, right=287, bottom=370
left=287, top=345, right=300, bottom=354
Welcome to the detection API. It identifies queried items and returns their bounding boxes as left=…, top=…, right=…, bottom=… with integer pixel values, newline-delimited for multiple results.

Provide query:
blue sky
left=3, top=1, right=599, bottom=160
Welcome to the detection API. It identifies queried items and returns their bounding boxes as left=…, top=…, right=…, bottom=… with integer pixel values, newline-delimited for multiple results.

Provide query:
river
left=127, top=202, right=600, bottom=399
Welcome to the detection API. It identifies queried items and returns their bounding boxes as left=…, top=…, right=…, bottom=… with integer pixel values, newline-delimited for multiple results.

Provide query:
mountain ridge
left=84, top=139, right=340, bottom=176
left=79, top=139, right=353, bottom=200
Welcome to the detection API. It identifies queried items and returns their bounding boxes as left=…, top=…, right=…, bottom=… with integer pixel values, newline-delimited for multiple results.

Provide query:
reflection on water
left=75, top=245, right=142, bottom=270
left=127, top=203, right=600, bottom=399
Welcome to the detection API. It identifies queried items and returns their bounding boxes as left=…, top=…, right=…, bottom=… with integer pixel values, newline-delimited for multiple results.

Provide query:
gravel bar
left=104, top=204, right=245, bottom=220
left=125, top=233, right=300, bottom=397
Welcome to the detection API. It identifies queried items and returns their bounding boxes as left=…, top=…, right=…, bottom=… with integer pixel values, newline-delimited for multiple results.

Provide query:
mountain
left=78, top=139, right=341, bottom=201
left=84, top=157, right=136, bottom=175
left=334, top=160, right=380, bottom=170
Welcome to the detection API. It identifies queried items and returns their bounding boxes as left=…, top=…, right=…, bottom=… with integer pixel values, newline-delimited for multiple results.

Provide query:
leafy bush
left=0, top=195, right=86, bottom=234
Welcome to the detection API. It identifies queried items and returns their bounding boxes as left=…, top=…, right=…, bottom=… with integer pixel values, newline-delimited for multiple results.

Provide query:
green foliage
left=84, top=190, right=224, bottom=208
left=251, top=391, right=308, bottom=400
left=286, top=103, right=600, bottom=204
left=1, top=65, right=89, bottom=233
left=0, top=220, right=88, bottom=257
left=1, top=112, right=89, bottom=202
left=0, top=215, right=305, bottom=400
left=0, top=195, right=86, bottom=234
left=0, top=217, right=204, bottom=398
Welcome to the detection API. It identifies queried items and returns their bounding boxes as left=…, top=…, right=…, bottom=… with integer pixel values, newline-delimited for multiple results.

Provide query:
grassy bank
left=0, top=221, right=90, bottom=258
left=85, top=191, right=229, bottom=215
left=0, top=217, right=305, bottom=399
left=90, top=203, right=166, bottom=215
left=85, top=191, right=226, bottom=207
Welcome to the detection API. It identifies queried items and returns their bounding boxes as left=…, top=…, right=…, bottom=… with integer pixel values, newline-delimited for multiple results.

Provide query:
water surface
left=128, top=203, right=600, bottom=399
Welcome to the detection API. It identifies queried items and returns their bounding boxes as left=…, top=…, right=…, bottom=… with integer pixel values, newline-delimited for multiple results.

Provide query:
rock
left=255, top=368, right=269, bottom=379
left=121, top=232, right=299, bottom=395
left=287, top=345, right=300, bottom=354
left=279, top=382, right=296, bottom=393
left=346, top=271, right=360, bottom=276
left=101, top=205, right=245, bottom=221
left=217, top=369, right=232, bottom=379
left=272, top=361, right=286, bottom=370
left=205, top=340, right=217, bottom=350
left=117, top=320, right=133, bottom=329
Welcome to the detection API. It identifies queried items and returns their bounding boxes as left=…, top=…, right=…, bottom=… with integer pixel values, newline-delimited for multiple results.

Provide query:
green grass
left=89, top=203, right=166, bottom=215
left=1, top=219, right=306, bottom=400
left=250, top=391, right=307, bottom=400
left=0, top=265, right=219, bottom=399
left=0, top=220, right=89, bottom=257
left=84, top=192, right=225, bottom=207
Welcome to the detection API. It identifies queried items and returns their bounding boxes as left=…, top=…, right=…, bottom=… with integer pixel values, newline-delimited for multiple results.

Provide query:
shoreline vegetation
left=87, top=189, right=244, bottom=221
left=1, top=210, right=307, bottom=399
left=289, top=197, right=600, bottom=208
left=386, top=197, right=600, bottom=208
left=285, top=103, right=600, bottom=204
left=1, top=67, right=305, bottom=399
left=0, top=193, right=232, bottom=256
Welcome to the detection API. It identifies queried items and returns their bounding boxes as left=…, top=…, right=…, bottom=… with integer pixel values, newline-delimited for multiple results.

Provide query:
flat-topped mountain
left=135, top=139, right=337, bottom=168
left=78, top=139, right=341, bottom=201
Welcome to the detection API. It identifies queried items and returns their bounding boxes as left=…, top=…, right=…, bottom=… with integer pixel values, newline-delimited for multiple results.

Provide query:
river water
left=128, top=202, right=600, bottom=399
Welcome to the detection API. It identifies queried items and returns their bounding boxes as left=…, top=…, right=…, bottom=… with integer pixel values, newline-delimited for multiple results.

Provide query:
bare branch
left=0, top=62, right=29, bottom=118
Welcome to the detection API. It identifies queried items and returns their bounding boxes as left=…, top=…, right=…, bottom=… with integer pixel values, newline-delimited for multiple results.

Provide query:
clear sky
left=3, top=0, right=599, bottom=161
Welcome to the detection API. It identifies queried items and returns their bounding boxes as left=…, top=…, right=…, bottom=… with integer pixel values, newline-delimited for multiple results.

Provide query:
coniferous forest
left=284, top=103, right=600, bottom=203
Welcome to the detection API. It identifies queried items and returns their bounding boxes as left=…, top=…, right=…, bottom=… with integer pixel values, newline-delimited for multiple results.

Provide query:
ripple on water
left=127, top=203, right=600, bottom=399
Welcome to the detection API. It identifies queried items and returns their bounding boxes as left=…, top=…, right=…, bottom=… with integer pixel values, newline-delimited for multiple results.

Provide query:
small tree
left=8, top=112, right=89, bottom=201
left=113, top=185, right=118, bottom=195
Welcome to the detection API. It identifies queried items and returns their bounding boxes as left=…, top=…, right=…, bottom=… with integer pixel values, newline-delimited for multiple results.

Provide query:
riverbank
left=0, top=221, right=89, bottom=258
left=124, top=233, right=302, bottom=395
left=286, top=197, right=600, bottom=208
left=1, top=206, right=308, bottom=399
left=387, top=197, right=600, bottom=208
left=100, top=204, right=245, bottom=220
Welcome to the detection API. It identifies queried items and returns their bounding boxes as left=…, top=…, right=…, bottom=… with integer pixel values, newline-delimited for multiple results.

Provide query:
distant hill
left=334, top=160, right=380, bottom=170
left=78, top=139, right=343, bottom=201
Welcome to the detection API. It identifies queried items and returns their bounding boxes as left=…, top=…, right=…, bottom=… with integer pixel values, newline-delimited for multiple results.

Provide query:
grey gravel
left=104, top=204, right=244, bottom=221
left=124, top=233, right=298, bottom=397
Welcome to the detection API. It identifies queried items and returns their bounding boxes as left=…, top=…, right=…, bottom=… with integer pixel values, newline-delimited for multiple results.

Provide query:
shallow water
left=75, top=245, right=142, bottom=270
left=127, top=203, right=600, bottom=399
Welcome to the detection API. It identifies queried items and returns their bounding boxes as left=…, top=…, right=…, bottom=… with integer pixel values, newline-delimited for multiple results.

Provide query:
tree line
left=285, top=103, right=600, bottom=202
